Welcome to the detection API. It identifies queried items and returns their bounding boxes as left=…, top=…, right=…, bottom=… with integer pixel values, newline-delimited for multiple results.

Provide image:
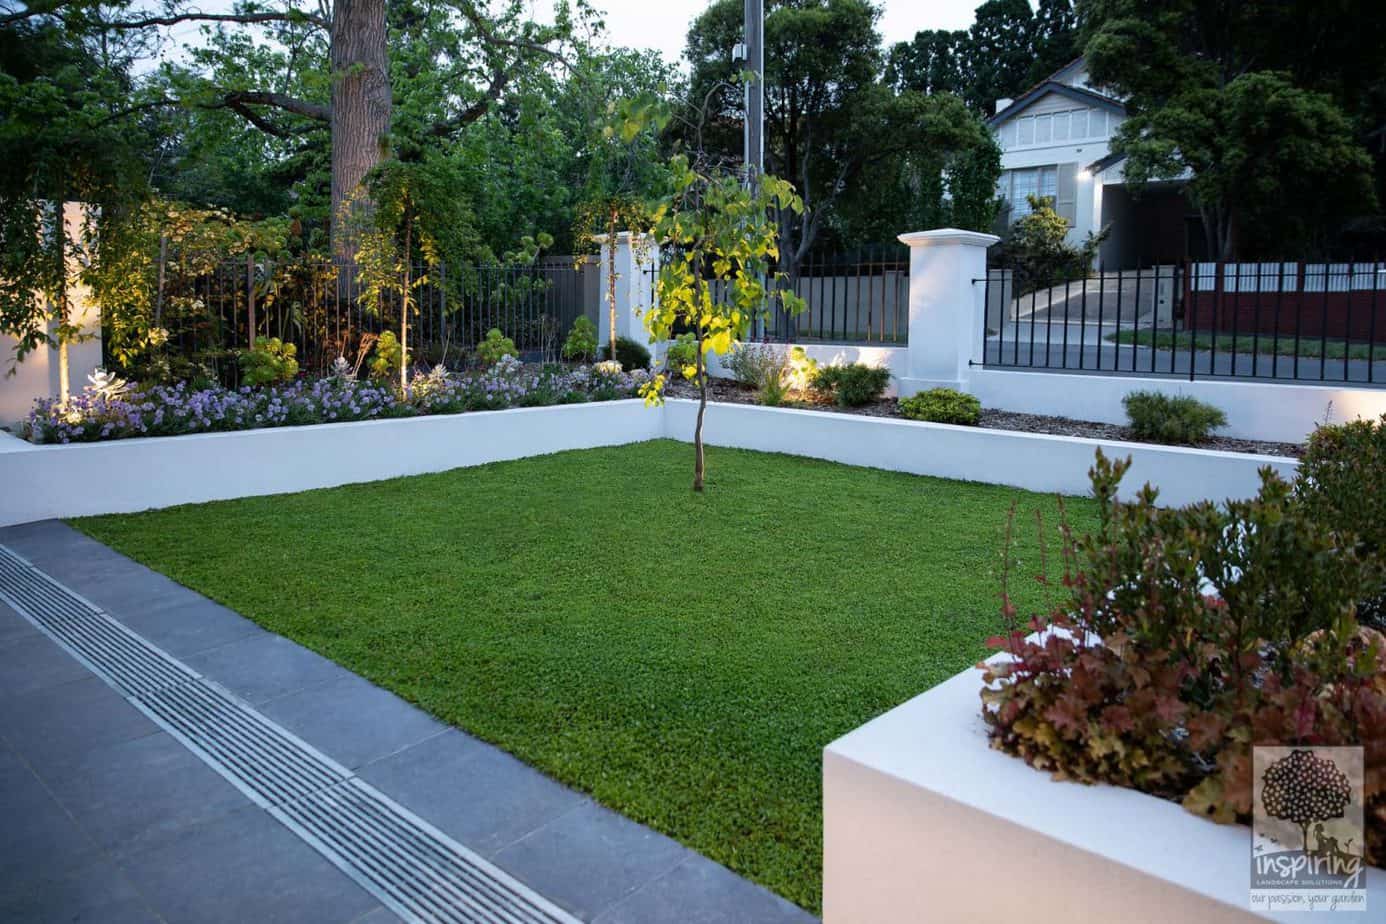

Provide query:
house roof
left=1084, top=149, right=1126, bottom=176
left=986, top=80, right=1126, bottom=128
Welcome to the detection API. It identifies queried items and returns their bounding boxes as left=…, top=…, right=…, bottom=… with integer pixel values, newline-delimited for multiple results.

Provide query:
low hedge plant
left=810, top=363, right=891, bottom=407
left=1122, top=390, right=1227, bottom=444
left=982, top=448, right=1385, bottom=865
left=899, top=388, right=981, bottom=426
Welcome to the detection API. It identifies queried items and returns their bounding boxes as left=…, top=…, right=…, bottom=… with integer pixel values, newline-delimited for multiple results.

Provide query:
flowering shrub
left=982, top=451, right=1385, bottom=865
left=24, top=358, right=649, bottom=444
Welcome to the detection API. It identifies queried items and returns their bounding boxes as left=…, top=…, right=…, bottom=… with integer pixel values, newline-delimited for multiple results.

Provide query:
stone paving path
left=0, top=519, right=818, bottom=924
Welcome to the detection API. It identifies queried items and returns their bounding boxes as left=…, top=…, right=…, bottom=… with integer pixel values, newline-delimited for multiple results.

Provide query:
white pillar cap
left=897, top=229, right=1000, bottom=248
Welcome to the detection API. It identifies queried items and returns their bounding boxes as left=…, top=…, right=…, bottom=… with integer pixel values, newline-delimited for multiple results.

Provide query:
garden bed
left=667, top=377, right=1303, bottom=457
left=71, top=440, right=1097, bottom=914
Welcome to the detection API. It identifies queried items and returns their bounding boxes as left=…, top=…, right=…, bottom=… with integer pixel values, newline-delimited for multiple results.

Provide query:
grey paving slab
left=0, top=520, right=131, bottom=574
left=493, top=799, right=692, bottom=920
left=358, top=729, right=587, bottom=856
left=107, top=594, right=263, bottom=659
left=0, top=598, right=37, bottom=645
left=0, top=858, right=160, bottom=924
left=259, top=672, right=447, bottom=770
left=119, top=805, right=383, bottom=924
left=0, top=752, right=103, bottom=901
left=0, top=631, right=91, bottom=697
left=593, top=856, right=818, bottom=924
left=0, top=674, right=158, bottom=781
left=45, top=732, right=252, bottom=856
left=183, top=631, right=351, bottom=704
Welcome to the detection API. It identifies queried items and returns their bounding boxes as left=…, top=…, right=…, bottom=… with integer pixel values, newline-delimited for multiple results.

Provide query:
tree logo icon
left=1260, top=748, right=1354, bottom=853
left=1251, top=745, right=1365, bottom=912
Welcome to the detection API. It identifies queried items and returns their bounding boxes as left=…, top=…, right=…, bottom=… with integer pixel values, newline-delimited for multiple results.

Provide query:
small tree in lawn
left=639, top=155, right=803, bottom=491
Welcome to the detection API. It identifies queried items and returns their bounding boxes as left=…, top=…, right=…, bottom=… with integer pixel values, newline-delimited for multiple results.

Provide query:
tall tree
left=1082, top=0, right=1381, bottom=258
left=684, top=0, right=998, bottom=277
left=4, top=0, right=568, bottom=253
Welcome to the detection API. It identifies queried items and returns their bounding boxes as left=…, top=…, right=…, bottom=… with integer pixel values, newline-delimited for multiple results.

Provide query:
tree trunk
left=692, top=270, right=706, bottom=492
left=330, top=0, right=392, bottom=259
left=606, top=210, right=619, bottom=361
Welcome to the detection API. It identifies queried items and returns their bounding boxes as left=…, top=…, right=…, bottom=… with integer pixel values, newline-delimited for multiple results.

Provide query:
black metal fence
left=980, top=261, right=1386, bottom=385
left=644, top=246, right=908, bottom=344
left=116, top=256, right=597, bottom=384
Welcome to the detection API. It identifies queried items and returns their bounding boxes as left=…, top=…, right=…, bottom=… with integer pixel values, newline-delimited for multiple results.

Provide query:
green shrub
left=477, top=328, right=518, bottom=366
left=238, top=337, right=299, bottom=387
left=1122, top=390, right=1227, bottom=444
left=899, top=388, right=981, bottom=425
left=597, top=336, right=651, bottom=371
left=665, top=333, right=699, bottom=380
left=724, top=343, right=780, bottom=389
left=810, top=363, right=891, bottom=407
left=369, top=331, right=402, bottom=381
left=562, top=317, right=598, bottom=363
left=983, top=451, right=1385, bottom=856
left=1300, top=414, right=1386, bottom=627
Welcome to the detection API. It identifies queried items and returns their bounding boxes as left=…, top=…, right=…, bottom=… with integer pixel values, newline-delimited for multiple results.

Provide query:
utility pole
left=743, top=0, right=765, bottom=186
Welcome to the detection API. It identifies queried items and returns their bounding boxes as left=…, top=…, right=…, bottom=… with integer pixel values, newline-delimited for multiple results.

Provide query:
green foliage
left=888, top=0, right=1081, bottom=114
left=684, top=1, right=1000, bottom=263
left=476, top=328, right=518, bottom=366
left=597, top=336, right=651, bottom=372
left=982, top=452, right=1385, bottom=858
left=562, top=316, right=599, bottom=363
left=1122, top=390, right=1228, bottom=445
left=810, top=363, right=891, bottom=407
left=238, top=337, right=299, bottom=387
left=899, top=388, right=981, bottom=426
left=370, top=331, right=403, bottom=381
left=1083, top=1, right=1380, bottom=258
left=1002, top=195, right=1104, bottom=293
left=665, top=333, right=699, bottom=380
left=1299, top=415, right=1386, bottom=627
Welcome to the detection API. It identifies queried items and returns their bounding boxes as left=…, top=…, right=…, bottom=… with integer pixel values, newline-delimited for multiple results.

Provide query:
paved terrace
left=0, top=520, right=816, bottom=924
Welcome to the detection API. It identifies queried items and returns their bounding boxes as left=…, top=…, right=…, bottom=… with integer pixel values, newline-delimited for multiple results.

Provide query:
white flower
left=593, top=360, right=623, bottom=377
left=330, top=355, right=356, bottom=382
left=85, top=368, right=130, bottom=400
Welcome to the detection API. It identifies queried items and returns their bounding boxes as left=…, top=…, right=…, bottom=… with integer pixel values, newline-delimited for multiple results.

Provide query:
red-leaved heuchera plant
left=981, top=448, right=1386, bottom=866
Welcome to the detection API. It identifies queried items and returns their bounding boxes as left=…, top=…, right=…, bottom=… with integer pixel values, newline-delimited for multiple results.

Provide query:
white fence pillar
left=897, top=228, right=998, bottom=395
left=594, top=232, right=658, bottom=350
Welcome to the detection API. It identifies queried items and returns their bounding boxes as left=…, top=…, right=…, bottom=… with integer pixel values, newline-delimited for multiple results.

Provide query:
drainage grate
left=0, top=545, right=579, bottom=924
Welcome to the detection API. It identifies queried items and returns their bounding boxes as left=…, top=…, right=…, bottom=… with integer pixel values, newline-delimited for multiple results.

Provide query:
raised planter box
left=0, top=400, right=659, bottom=527
left=663, top=399, right=1296, bottom=507
left=822, top=662, right=1385, bottom=923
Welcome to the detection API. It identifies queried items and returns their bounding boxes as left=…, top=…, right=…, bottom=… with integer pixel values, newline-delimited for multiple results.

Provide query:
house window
left=1070, top=109, right=1087, bottom=138
left=1035, top=114, right=1052, bottom=144
left=1052, top=112, right=1070, bottom=142
left=1003, top=166, right=1059, bottom=219
left=1016, top=117, right=1034, bottom=146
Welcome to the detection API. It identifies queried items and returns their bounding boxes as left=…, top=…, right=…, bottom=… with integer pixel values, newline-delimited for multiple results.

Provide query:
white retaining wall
left=703, top=343, right=908, bottom=397
left=966, top=368, right=1386, bottom=444
left=662, top=399, right=1295, bottom=507
left=0, top=401, right=660, bottom=527
left=823, top=658, right=1385, bottom=922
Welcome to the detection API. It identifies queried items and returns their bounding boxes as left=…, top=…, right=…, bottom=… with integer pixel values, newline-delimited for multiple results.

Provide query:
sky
left=572, top=0, right=986, bottom=67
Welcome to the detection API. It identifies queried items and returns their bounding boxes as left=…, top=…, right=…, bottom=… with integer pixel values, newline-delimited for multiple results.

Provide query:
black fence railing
left=645, top=246, right=909, bottom=345
left=114, top=257, right=597, bottom=385
left=980, top=261, right=1386, bottom=385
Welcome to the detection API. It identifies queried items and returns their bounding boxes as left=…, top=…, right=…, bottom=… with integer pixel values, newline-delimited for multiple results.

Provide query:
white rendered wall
left=823, top=660, right=1385, bottom=923
left=0, top=400, right=660, bottom=527
left=662, top=399, right=1295, bottom=507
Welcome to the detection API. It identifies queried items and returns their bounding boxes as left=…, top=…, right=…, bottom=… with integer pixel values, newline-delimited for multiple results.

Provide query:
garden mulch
left=666, top=378, right=1304, bottom=459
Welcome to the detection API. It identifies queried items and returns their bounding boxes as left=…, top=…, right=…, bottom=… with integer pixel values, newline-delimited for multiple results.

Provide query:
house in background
left=988, top=58, right=1200, bottom=268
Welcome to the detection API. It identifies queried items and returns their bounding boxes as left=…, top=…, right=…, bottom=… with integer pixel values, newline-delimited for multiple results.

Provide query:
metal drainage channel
left=0, top=545, right=578, bottom=924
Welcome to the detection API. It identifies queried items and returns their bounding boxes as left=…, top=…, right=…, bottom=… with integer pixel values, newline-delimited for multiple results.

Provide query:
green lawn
left=1107, top=328, right=1376, bottom=360
left=74, top=440, right=1094, bottom=912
